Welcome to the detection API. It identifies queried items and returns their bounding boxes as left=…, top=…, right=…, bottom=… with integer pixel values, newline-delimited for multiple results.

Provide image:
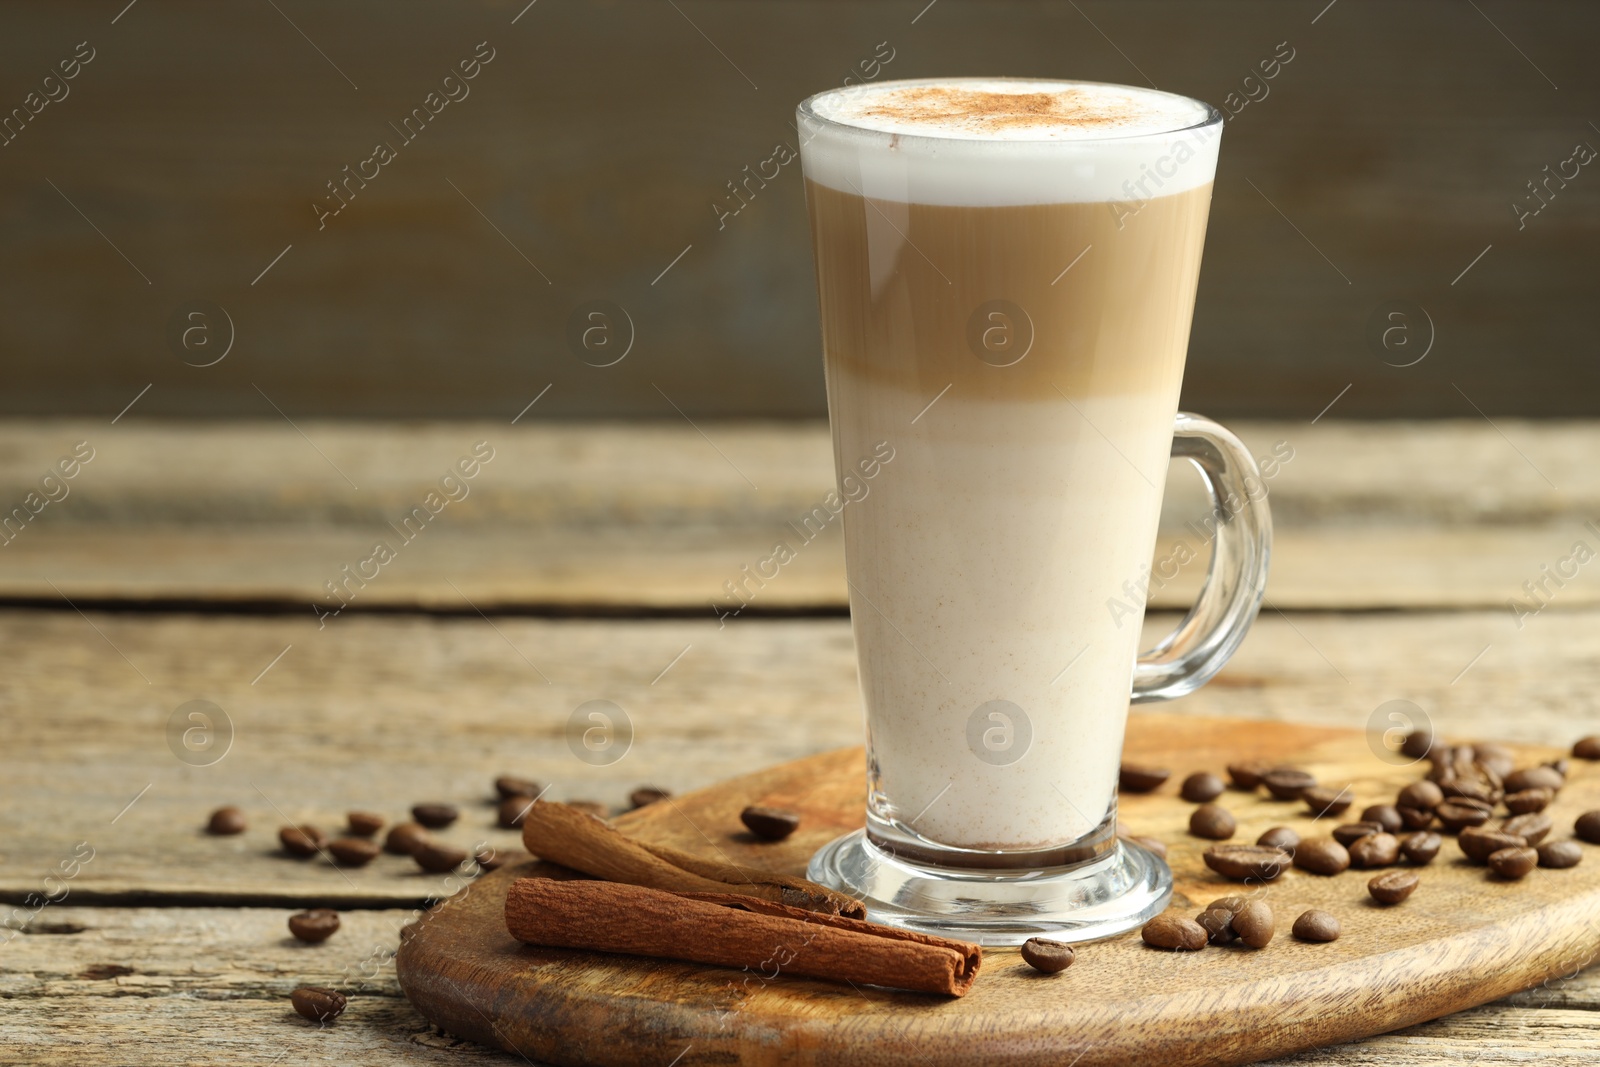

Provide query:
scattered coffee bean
left=1503, top=766, right=1564, bottom=794
left=1575, top=811, right=1600, bottom=844
left=1294, top=838, right=1351, bottom=876
left=1180, top=772, right=1226, bottom=803
left=1361, top=805, right=1403, bottom=834
left=1196, top=907, right=1238, bottom=944
left=1547, top=757, right=1571, bottom=777
left=1262, top=768, right=1316, bottom=801
left=1227, top=760, right=1271, bottom=790
left=1505, top=787, right=1554, bottom=815
left=630, top=786, right=671, bottom=809
left=1189, top=803, right=1236, bottom=840
left=413, top=842, right=469, bottom=873
left=1537, top=840, right=1583, bottom=869
left=288, top=909, right=340, bottom=943
left=1368, top=869, right=1419, bottom=904
left=1400, top=730, right=1433, bottom=760
left=1474, top=743, right=1516, bottom=780
left=1435, top=801, right=1492, bottom=833
left=1209, top=894, right=1250, bottom=915
left=1573, top=735, right=1600, bottom=760
left=1257, top=826, right=1300, bottom=855
left=1459, top=826, right=1527, bottom=863
left=1303, top=786, right=1353, bottom=818
left=498, top=796, right=535, bottom=830
left=1397, top=780, right=1444, bottom=812
left=207, top=806, right=247, bottom=835
left=1439, top=769, right=1502, bottom=806
left=1293, top=910, right=1341, bottom=942
left=411, top=803, right=458, bottom=829
left=1488, top=846, right=1538, bottom=879
left=290, top=986, right=347, bottom=1023
left=279, top=826, right=324, bottom=858
left=474, top=846, right=506, bottom=872
left=1231, top=901, right=1274, bottom=949
left=1120, top=763, right=1171, bottom=793
left=494, top=775, right=541, bottom=799
left=1141, top=913, right=1208, bottom=951
left=1020, top=937, right=1075, bottom=973
left=1348, top=833, right=1400, bottom=869
left=1401, top=831, right=1443, bottom=865
left=346, top=811, right=385, bottom=837
left=566, top=800, right=609, bottom=819
left=1502, top=812, right=1553, bottom=846
left=383, top=822, right=430, bottom=856
left=1128, top=835, right=1168, bottom=859
left=1203, top=845, right=1291, bottom=882
left=1397, top=807, right=1436, bottom=831
left=1332, top=822, right=1383, bottom=847
left=327, top=838, right=380, bottom=867
left=740, top=805, right=801, bottom=841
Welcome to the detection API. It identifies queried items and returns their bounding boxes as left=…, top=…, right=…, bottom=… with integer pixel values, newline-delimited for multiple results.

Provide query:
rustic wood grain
left=396, top=724, right=1600, bottom=1066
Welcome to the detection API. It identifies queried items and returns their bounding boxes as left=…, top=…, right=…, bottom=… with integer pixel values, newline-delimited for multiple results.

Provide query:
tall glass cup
left=797, top=79, right=1271, bottom=944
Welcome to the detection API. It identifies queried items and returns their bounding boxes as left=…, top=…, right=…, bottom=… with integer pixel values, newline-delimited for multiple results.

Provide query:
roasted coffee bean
left=740, top=805, right=801, bottom=841
left=1231, top=901, right=1274, bottom=949
left=1547, top=757, right=1571, bottom=777
left=1400, top=730, right=1434, bottom=760
left=1120, top=763, right=1171, bottom=793
left=1474, top=743, right=1516, bottom=780
left=1574, top=735, right=1600, bottom=760
left=1209, top=894, right=1250, bottom=915
left=279, top=826, right=324, bottom=858
left=1397, top=807, right=1436, bottom=831
left=1262, top=768, right=1316, bottom=801
left=1180, top=772, right=1226, bottom=803
left=207, top=806, right=247, bottom=835
left=1292, top=910, right=1341, bottom=942
left=287, top=909, right=341, bottom=943
left=567, top=800, right=609, bottom=819
left=290, top=986, right=347, bottom=1023
left=1505, top=787, right=1555, bottom=815
left=1458, top=826, right=1527, bottom=863
left=1195, top=907, right=1237, bottom=944
left=1189, top=803, right=1235, bottom=840
left=1503, top=766, right=1564, bottom=794
left=1348, top=832, right=1400, bottom=869
left=1401, top=831, right=1443, bottom=865
left=1439, top=765, right=1503, bottom=806
left=1502, top=812, right=1553, bottom=846
left=1227, top=760, right=1271, bottom=790
left=327, top=838, right=380, bottom=867
left=411, top=803, right=458, bottom=829
left=1020, top=937, right=1075, bottom=973
left=498, top=796, right=535, bottom=830
left=413, top=842, right=469, bottom=873
left=494, top=775, right=541, bottom=799
left=474, top=846, right=506, bottom=872
left=1257, top=826, right=1300, bottom=855
left=1332, top=822, right=1383, bottom=847
left=346, top=811, right=385, bottom=837
left=1129, top=835, right=1168, bottom=859
left=1488, top=846, right=1538, bottom=879
left=1537, top=840, right=1583, bottom=869
left=1428, top=744, right=1477, bottom=782
left=1203, top=845, right=1291, bottom=882
left=1304, top=786, right=1353, bottom=818
left=1397, top=780, right=1444, bottom=812
left=383, top=822, right=430, bottom=856
left=1294, top=838, right=1351, bottom=876
left=1368, top=869, right=1420, bottom=904
left=1575, top=811, right=1600, bottom=844
left=630, top=786, right=671, bottom=809
left=1141, top=914, right=1208, bottom=951
left=1435, top=801, right=1493, bottom=832
left=1361, top=805, right=1403, bottom=834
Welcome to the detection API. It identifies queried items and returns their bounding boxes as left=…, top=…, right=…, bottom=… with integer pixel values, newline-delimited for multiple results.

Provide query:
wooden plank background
left=0, top=0, right=1595, bottom=421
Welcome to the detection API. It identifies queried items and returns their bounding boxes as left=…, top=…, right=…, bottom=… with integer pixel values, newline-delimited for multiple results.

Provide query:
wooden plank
left=2, top=604, right=1597, bottom=905
left=1, top=420, right=1597, bottom=610
left=0, top=3, right=1597, bottom=420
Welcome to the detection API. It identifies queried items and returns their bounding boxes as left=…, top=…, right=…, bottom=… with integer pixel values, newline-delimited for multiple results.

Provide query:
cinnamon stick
left=505, top=877, right=980, bottom=997
left=520, top=801, right=864, bottom=918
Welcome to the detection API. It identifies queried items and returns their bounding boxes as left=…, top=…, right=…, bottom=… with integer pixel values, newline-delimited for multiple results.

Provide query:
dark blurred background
left=1, top=0, right=1596, bottom=420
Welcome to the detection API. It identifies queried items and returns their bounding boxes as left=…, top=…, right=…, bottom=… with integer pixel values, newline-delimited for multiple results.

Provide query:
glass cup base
left=807, top=830, right=1172, bottom=947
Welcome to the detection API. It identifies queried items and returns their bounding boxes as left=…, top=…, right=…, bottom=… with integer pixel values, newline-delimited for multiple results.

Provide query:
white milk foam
left=799, top=78, right=1221, bottom=206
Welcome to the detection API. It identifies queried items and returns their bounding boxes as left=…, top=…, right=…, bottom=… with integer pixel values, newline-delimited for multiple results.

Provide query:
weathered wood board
left=396, top=717, right=1600, bottom=1066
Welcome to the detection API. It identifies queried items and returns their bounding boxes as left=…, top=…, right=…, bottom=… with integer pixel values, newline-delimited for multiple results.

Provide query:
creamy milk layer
left=799, top=78, right=1221, bottom=206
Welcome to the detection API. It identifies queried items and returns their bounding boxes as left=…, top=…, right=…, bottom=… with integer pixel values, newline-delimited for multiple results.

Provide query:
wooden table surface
left=2, top=418, right=1597, bottom=1066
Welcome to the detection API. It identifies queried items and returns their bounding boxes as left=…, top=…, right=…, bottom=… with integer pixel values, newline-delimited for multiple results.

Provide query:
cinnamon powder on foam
left=855, top=86, right=1146, bottom=135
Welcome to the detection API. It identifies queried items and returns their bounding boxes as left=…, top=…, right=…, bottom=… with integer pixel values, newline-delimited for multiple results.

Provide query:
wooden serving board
left=395, top=714, right=1600, bottom=1067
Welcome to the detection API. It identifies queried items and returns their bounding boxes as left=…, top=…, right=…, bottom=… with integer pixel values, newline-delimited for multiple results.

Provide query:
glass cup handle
left=1132, top=412, right=1273, bottom=703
